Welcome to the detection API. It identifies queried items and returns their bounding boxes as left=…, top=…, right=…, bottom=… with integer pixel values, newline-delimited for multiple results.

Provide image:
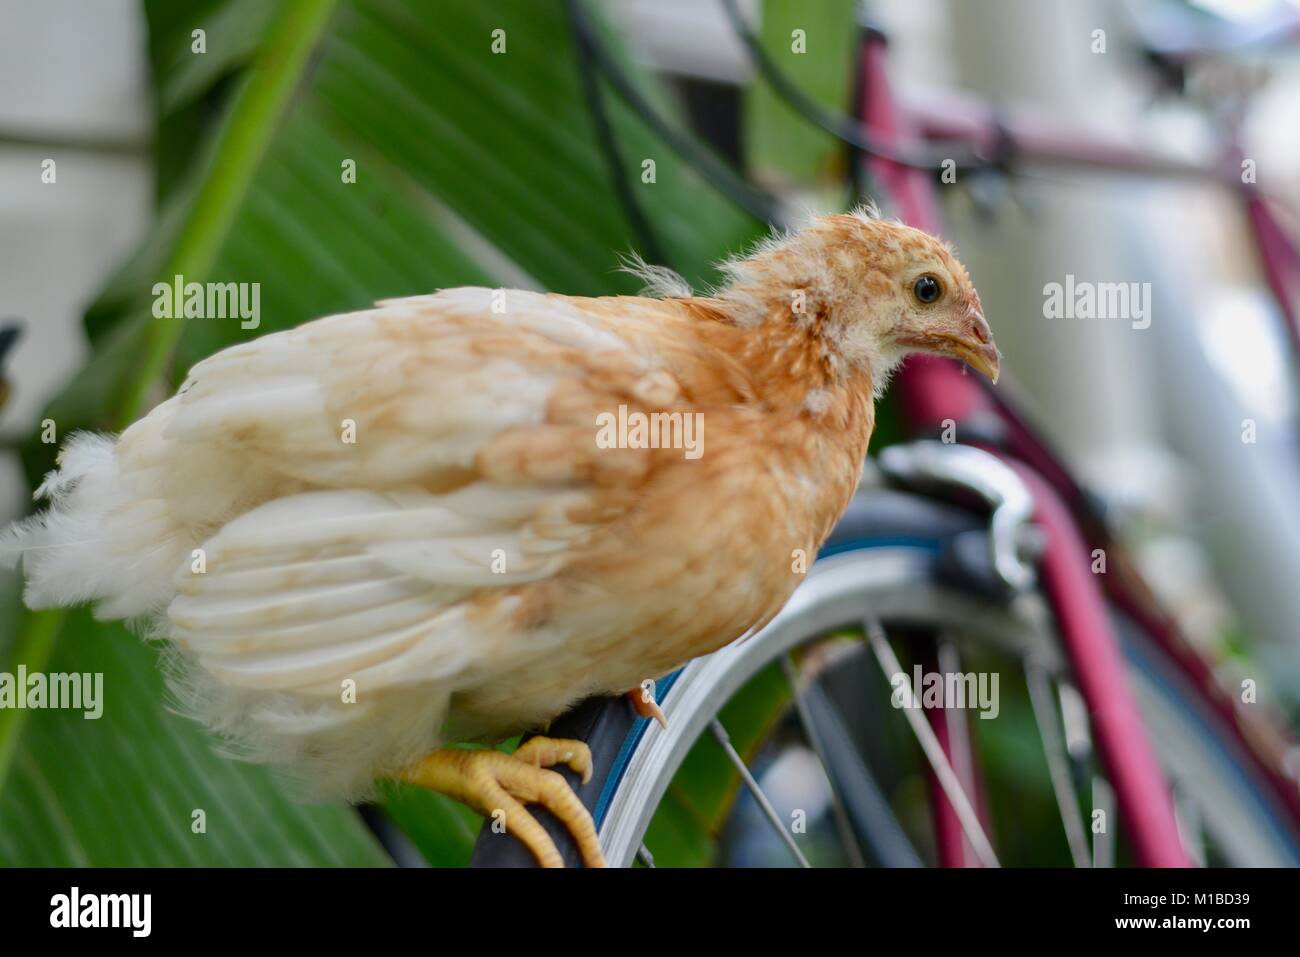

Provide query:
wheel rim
left=597, top=545, right=1300, bottom=867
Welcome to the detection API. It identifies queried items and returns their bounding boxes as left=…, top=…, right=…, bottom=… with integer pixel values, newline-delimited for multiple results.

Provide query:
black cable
left=719, top=0, right=994, bottom=175
left=567, top=0, right=781, bottom=226
left=845, top=19, right=874, bottom=205
left=566, top=0, right=671, bottom=267
left=0, top=323, right=21, bottom=364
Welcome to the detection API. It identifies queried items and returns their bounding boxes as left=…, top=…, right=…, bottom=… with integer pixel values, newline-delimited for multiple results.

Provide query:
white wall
left=0, top=0, right=152, bottom=518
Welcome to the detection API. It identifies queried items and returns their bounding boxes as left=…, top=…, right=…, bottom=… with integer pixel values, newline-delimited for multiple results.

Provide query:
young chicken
left=2, top=209, right=998, bottom=867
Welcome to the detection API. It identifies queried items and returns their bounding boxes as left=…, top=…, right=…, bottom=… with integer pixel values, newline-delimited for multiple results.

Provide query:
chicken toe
left=395, top=743, right=605, bottom=868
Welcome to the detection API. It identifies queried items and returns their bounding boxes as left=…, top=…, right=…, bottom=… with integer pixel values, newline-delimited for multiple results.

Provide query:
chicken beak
left=953, top=338, right=1001, bottom=383
left=953, top=309, right=1000, bottom=383
left=896, top=309, right=1001, bottom=382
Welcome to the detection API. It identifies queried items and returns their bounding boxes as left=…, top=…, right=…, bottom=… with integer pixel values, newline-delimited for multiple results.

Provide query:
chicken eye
left=913, top=275, right=942, bottom=304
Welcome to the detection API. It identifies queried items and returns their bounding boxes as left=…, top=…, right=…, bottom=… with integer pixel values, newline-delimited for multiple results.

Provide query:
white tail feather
left=0, top=431, right=195, bottom=620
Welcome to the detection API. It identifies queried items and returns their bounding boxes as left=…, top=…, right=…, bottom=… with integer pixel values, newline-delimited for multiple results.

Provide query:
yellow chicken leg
left=395, top=739, right=605, bottom=868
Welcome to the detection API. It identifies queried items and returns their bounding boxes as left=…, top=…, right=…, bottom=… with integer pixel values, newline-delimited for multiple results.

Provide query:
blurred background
left=0, top=0, right=1298, bottom=865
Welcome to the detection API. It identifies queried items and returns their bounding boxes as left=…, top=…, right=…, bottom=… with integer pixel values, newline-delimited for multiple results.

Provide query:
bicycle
left=462, top=1, right=1300, bottom=867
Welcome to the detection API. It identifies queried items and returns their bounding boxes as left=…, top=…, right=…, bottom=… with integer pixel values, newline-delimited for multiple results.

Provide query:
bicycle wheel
left=470, top=488, right=1300, bottom=867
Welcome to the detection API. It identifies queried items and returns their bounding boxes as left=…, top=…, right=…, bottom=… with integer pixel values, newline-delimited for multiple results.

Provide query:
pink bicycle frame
left=858, top=30, right=1192, bottom=867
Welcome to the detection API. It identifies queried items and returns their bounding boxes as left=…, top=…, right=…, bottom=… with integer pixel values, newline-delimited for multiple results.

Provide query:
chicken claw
left=396, top=740, right=604, bottom=868
left=625, top=688, right=668, bottom=729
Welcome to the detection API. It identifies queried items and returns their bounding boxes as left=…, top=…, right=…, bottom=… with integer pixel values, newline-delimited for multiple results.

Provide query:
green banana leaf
left=746, top=0, right=858, bottom=185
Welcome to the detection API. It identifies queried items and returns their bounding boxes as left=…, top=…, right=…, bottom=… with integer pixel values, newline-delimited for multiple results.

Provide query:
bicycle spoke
left=931, top=639, right=979, bottom=867
left=936, top=641, right=977, bottom=800
left=1092, top=776, right=1116, bottom=868
left=1025, top=661, right=1091, bottom=867
left=1173, top=787, right=1206, bottom=867
left=786, top=655, right=923, bottom=867
left=865, top=618, right=1000, bottom=868
left=1057, top=681, right=1093, bottom=775
left=709, top=719, right=812, bottom=868
left=781, top=654, right=867, bottom=868
left=1058, top=682, right=1115, bottom=868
